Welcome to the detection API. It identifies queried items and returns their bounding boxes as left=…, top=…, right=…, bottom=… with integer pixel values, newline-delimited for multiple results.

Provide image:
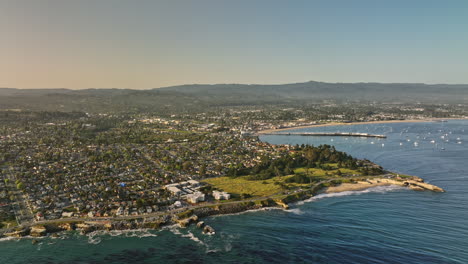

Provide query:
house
left=35, top=212, right=44, bottom=221
left=62, top=211, right=74, bottom=218
left=116, top=207, right=124, bottom=216
left=146, top=206, right=152, bottom=213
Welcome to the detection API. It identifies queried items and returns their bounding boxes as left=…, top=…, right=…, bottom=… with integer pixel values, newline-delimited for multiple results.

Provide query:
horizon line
left=1, top=80, right=468, bottom=90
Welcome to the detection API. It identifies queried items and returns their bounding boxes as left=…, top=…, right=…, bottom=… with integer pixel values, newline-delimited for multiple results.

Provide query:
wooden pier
left=260, top=132, right=387, bottom=138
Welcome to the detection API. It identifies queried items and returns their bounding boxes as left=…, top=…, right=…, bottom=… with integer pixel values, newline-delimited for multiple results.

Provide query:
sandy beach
left=324, top=181, right=394, bottom=193
left=257, top=118, right=465, bottom=134
left=324, top=178, right=445, bottom=194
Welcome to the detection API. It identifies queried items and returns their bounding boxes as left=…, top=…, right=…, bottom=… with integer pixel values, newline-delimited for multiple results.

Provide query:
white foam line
left=0, top=235, right=46, bottom=243
left=87, top=233, right=102, bottom=245
left=0, top=236, right=19, bottom=242
left=181, top=231, right=205, bottom=246
left=209, top=207, right=284, bottom=218
left=285, top=208, right=304, bottom=215
left=297, top=185, right=406, bottom=205
left=162, top=224, right=182, bottom=235
left=86, top=229, right=158, bottom=244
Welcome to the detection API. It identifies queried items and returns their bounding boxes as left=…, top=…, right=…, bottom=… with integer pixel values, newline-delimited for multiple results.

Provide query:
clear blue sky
left=1, top=0, right=467, bottom=88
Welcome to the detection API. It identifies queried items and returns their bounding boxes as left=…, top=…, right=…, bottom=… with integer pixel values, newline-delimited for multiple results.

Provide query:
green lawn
left=203, top=176, right=288, bottom=197
left=203, top=173, right=320, bottom=198
left=203, top=164, right=362, bottom=198
left=293, top=166, right=361, bottom=178
left=389, top=172, right=413, bottom=178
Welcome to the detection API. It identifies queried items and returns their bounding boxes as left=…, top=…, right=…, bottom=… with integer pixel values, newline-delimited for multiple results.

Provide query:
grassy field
left=203, top=164, right=362, bottom=198
left=203, top=174, right=319, bottom=198
left=203, top=175, right=291, bottom=197
left=293, top=165, right=361, bottom=178
left=389, top=172, right=413, bottom=178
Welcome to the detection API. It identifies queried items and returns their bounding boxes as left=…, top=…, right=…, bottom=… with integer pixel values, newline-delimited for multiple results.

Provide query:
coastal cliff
left=0, top=176, right=444, bottom=239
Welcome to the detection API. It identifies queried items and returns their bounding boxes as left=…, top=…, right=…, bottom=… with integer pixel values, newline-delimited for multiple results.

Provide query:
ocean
left=1, top=120, right=467, bottom=263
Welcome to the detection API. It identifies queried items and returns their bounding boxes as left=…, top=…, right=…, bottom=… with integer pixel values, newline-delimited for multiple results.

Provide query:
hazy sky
left=1, top=0, right=468, bottom=89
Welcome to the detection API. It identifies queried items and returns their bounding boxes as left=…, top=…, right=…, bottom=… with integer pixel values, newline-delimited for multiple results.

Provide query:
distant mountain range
left=156, top=81, right=468, bottom=103
left=1, top=81, right=467, bottom=112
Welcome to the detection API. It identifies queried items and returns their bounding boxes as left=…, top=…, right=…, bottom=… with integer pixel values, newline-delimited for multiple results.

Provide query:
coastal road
left=8, top=174, right=393, bottom=231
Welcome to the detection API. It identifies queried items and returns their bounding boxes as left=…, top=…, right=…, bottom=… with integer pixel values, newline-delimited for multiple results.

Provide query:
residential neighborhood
left=0, top=103, right=465, bottom=229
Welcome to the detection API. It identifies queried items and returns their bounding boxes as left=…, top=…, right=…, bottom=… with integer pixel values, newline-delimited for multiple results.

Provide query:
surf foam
left=297, top=185, right=406, bottom=205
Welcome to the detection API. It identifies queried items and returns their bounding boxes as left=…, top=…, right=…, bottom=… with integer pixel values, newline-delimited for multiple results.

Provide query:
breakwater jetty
left=260, top=132, right=387, bottom=138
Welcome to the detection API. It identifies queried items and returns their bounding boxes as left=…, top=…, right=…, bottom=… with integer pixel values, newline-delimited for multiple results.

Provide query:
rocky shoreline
left=0, top=176, right=444, bottom=241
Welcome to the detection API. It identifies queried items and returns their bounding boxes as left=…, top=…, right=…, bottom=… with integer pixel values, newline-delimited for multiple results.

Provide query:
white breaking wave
left=297, top=185, right=406, bottom=205
left=285, top=208, right=304, bottom=215
left=164, top=223, right=235, bottom=253
left=87, top=233, right=102, bottom=244
left=164, top=225, right=211, bottom=249
left=163, top=224, right=182, bottom=235
left=0, top=235, right=45, bottom=243
left=50, top=231, right=69, bottom=240
left=86, top=229, right=158, bottom=244
left=107, top=229, right=158, bottom=238
left=181, top=231, right=205, bottom=246
left=210, top=207, right=284, bottom=218
left=0, top=236, right=19, bottom=243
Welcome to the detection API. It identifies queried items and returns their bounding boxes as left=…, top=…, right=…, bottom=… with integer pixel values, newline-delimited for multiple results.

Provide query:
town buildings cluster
left=0, top=115, right=288, bottom=224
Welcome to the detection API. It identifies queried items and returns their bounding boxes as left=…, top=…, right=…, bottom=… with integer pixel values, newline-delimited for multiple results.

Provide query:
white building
left=165, top=181, right=201, bottom=196
left=187, top=180, right=200, bottom=187
left=61, top=211, right=74, bottom=218
left=166, top=186, right=182, bottom=195
left=116, top=207, right=124, bottom=216
left=186, top=192, right=206, bottom=203
left=212, top=190, right=230, bottom=200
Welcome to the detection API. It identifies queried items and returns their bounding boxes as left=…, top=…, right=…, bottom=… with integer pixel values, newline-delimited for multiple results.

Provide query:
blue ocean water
left=1, top=120, right=467, bottom=264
